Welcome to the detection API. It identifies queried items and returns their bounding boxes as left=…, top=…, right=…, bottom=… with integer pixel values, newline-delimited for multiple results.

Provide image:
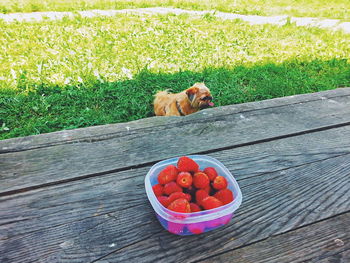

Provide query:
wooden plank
left=2, top=124, right=350, bottom=195
left=1, top=153, right=349, bottom=263
left=1, top=93, right=350, bottom=194
left=198, top=213, right=350, bottom=263
left=209, top=125, right=350, bottom=180
left=2, top=87, right=350, bottom=152
left=313, top=249, right=350, bottom=263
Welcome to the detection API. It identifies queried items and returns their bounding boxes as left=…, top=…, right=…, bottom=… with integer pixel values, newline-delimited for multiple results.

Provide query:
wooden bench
left=1, top=88, right=349, bottom=262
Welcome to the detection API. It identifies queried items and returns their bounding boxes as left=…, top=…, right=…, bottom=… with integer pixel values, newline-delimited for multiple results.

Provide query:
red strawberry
left=177, top=156, right=199, bottom=173
left=214, top=189, right=234, bottom=205
left=201, top=196, right=223, bottom=210
left=157, top=196, right=170, bottom=207
left=184, top=193, right=192, bottom=202
left=193, top=172, right=210, bottom=189
left=187, top=222, right=205, bottom=234
left=195, top=189, right=209, bottom=206
left=167, top=222, right=184, bottom=234
left=203, top=167, right=218, bottom=181
left=158, top=165, right=179, bottom=185
left=167, top=198, right=191, bottom=213
left=168, top=192, right=191, bottom=203
left=212, top=175, right=228, bottom=190
left=206, top=218, right=222, bottom=228
left=176, top=172, right=193, bottom=188
left=190, top=202, right=201, bottom=212
left=152, top=184, right=163, bottom=196
left=203, top=184, right=211, bottom=194
left=163, top=182, right=182, bottom=195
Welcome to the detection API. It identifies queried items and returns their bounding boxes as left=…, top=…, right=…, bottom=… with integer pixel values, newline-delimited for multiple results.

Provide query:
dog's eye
left=201, top=96, right=212, bottom=101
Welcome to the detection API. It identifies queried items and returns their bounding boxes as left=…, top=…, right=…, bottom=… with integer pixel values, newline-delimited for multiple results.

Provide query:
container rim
left=145, top=155, right=243, bottom=224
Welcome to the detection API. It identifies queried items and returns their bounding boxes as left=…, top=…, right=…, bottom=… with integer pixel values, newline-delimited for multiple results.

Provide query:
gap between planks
left=1, top=120, right=350, bottom=198
left=193, top=211, right=350, bottom=263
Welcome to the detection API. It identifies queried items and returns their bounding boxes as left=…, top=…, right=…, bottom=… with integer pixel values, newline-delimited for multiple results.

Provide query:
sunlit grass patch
left=1, top=14, right=349, bottom=91
left=0, top=13, right=349, bottom=139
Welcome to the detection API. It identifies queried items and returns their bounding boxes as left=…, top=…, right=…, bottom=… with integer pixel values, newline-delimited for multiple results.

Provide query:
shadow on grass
left=1, top=58, right=350, bottom=140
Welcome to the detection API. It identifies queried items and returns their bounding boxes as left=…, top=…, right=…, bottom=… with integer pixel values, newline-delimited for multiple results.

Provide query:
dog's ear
left=186, top=87, right=199, bottom=102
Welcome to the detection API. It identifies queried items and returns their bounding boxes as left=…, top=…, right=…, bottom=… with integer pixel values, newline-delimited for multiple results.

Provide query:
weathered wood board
left=1, top=152, right=349, bottom=263
left=200, top=212, right=350, bottom=263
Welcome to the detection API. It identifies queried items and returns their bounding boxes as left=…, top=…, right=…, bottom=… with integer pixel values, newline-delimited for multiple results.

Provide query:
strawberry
left=176, top=172, right=193, bottom=188
left=193, top=172, right=210, bottom=189
left=187, top=222, right=205, bottom=234
left=190, top=202, right=201, bottom=212
left=168, top=192, right=191, bottom=203
left=158, top=165, right=179, bottom=185
left=163, top=182, right=182, bottom=195
left=212, top=175, right=228, bottom=190
left=203, top=167, right=218, bottom=181
left=203, top=184, right=211, bottom=194
left=177, top=156, right=199, bottom=173
left=167, top=222, right=185, bottom=235
left=157, top=196, right=170, bottom=207
left=152, top=184, right=163, bottom=196
left=184, top=193, right=192, bottom=202
left=206, top=218, right=222, bottom=228
left=214, top=189, right=234, bottom=205
left=201, top=196, right=223, bottom=210
left=167, top=198, right=191, bottom=213
left=195, top=189, right=209, bottom=206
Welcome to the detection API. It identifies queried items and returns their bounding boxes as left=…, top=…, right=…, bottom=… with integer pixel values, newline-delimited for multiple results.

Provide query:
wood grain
left=1, top=93, right=350, bottom=194
left=209, top=125, right=350, bottom=180
left=309, top=249, right=350, bottom=263
left=1, top=153, right=349, bottom=263
left=2, top=88, right=349, bottom=152
left=1, top=125, right=349, bottom=239
left=198, top=212, right=350, bottom=263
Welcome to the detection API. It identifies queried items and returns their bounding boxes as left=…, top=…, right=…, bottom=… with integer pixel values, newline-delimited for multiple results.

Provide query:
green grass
left=1, top=14, right=350, bottom=140
left=0, top=0, right=350, bottom=20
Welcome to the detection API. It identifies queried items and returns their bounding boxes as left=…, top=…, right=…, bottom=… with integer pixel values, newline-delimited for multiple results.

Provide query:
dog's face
left=185, top=83, right=214, bottom=109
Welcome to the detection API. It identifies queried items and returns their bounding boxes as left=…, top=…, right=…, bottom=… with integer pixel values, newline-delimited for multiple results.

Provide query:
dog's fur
left=153, top=83, right=214, bottom=116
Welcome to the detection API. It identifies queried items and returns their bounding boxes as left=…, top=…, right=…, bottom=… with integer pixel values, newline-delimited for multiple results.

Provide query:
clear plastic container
left=145, top=155, right=242, bottom=235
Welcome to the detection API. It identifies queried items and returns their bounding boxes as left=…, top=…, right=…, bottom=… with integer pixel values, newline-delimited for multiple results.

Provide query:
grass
left=0, top=0, right=350, bottom=20
left=1, top=13, right=350, bottom=140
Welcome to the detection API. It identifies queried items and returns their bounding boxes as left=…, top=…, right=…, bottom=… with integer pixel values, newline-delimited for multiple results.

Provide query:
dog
left=153, top=83, right=214, bottom=116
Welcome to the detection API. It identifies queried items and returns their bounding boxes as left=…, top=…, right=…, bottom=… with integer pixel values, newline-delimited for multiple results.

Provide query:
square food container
left=145, top=155, right=242, bottom=235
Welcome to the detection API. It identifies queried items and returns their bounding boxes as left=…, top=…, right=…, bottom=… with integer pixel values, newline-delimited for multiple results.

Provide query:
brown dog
left=153, top=83, right=214, bottom=116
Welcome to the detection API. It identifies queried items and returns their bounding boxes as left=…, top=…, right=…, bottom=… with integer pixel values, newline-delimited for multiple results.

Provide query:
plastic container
left=145, top=155, right=242, bottom=235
